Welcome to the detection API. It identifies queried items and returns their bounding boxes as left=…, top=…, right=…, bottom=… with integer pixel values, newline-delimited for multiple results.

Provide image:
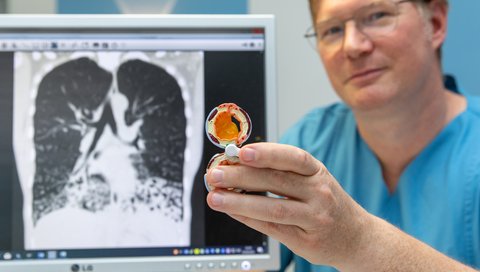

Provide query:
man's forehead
left=314, top=0, right=379, bottom=22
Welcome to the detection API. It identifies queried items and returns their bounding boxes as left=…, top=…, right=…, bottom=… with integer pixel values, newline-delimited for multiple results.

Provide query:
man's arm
left=344, top=213, right=475, bottom=272
left=205, top=143, right=476, bottom=272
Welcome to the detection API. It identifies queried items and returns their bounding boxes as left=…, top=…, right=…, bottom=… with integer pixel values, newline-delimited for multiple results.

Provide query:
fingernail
left=203, top=174, right=212, bottom=192
left=242, top=147, right=256, bottom=162
left=210, top=192, right=224, bottom=206
left=211, top=168, right=224, bottom=183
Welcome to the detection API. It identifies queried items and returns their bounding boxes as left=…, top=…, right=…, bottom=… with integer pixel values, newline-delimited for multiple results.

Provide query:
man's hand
left=205, top=142, right=371, bottom=268
left=205, top=143, right=478, bottom=272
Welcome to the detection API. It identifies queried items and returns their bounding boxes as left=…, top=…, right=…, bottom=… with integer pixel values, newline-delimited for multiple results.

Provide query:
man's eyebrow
left=316, top=17, right=337, bottom=27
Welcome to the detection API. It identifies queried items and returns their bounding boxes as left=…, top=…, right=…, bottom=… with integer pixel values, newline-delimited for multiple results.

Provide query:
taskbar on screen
left=0, top=245, right=268, bottom=262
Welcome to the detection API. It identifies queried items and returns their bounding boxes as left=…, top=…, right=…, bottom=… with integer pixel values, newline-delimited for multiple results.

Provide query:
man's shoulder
left=292, top=102, right=352, bottom=129
left=280, top=102, right=355, bottom=148
left=303, top=102, right=351, bottom=120
left=466, top=95, right=480, bottom=117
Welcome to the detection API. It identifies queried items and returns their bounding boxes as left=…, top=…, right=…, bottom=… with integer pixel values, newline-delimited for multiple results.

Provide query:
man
left=205, top=0, right=480, bottom=271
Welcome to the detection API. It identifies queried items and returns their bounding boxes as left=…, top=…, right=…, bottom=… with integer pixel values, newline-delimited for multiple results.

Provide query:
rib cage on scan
left=32, top=57, right=187, bottom=225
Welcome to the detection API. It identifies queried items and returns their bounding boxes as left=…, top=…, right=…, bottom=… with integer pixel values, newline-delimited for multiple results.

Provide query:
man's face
left=314, top=0, right=442, bottom=111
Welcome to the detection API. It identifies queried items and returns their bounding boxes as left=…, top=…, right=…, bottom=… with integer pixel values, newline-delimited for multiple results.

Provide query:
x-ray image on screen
left=13, top=51, right=204, bottom=250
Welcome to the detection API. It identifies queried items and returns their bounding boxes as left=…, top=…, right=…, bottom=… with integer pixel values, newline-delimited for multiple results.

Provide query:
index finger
left=239, top=143, right=322, bottom=176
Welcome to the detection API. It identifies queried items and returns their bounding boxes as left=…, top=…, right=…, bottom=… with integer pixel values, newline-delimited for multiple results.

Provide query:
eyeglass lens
left=305, top=0, right=405, bottom=49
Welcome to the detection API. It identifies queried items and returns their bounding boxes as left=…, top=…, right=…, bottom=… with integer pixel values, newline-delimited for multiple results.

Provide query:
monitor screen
left=0, top=14, right=278, bottom=272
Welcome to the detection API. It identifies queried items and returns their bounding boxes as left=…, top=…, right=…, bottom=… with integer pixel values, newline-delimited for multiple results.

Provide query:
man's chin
left=343, top=86, right=395, bottom=111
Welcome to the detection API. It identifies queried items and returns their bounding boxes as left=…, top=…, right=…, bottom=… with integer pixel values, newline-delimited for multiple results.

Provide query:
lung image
left=117, top=59, right=186, bottom=194
left=33, top=58, right=114, bottom=225
left=13, top=52, right=204, bottom=249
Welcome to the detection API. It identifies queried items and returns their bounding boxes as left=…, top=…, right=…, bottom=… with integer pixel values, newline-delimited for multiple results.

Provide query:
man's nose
left=342, top=21, right=373, bottom=59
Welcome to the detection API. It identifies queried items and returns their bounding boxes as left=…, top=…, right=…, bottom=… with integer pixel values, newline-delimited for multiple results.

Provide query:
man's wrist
left=333, top=206, right=378, bottom=271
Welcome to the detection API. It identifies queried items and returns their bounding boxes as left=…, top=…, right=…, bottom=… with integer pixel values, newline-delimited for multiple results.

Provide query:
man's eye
left=321, top=26, right=343, bottom=39
left=365, top=11, right=392, bottom=24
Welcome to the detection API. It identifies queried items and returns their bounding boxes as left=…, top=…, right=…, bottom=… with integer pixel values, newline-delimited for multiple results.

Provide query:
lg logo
left=71, top=264, right=94, bottom=272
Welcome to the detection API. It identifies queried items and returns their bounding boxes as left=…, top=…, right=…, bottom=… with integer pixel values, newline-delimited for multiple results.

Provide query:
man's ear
left=427, top=0, right=449, bottom=51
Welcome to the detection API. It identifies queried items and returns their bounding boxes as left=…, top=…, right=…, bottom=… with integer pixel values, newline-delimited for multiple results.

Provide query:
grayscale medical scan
left=14, top=51, right=204, bottom=249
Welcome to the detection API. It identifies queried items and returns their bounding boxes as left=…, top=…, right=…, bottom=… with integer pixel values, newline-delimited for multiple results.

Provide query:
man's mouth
left=345, top=67, right=387, bottom=85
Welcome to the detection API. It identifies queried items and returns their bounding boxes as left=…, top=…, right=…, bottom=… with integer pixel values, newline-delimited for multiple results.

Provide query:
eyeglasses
left=304, top=0, right=415, bottom=50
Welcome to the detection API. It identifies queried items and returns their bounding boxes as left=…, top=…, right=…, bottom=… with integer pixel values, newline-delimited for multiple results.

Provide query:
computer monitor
left=0, top=14, right=278, bottom=272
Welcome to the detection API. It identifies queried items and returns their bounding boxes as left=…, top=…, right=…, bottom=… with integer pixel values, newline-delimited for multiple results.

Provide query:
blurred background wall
left=0, top=0, right=5, bottom=13
left=1, top=0, right=477, bottom=136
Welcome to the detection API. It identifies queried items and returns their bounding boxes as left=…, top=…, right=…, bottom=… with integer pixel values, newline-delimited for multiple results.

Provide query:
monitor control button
left=219, top=262, right=227, bottom=268
left=241, top=260, right=252, bottom=270
left=184, top=263, right=191, bottom=270
left=231, top=261, right=238, bottom=268
left=195, top=263, right=203, bottom=269
left=207, top=262, right=215, bottom=269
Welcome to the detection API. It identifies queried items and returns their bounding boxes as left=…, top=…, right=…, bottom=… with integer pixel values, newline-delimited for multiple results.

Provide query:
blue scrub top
left=278, top=95, right=480, bottom=271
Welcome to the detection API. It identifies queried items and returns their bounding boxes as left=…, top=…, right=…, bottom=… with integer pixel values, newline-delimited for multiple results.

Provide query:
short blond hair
left=308, top=0, right=449, bottom=22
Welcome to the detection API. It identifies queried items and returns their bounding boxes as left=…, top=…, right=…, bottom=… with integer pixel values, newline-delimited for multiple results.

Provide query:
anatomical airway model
left=204, top=103, right=251, bottom=192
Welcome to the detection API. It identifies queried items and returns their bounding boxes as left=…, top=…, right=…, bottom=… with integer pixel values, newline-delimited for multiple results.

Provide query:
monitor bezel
left=0, top=14, right=279, bottom=272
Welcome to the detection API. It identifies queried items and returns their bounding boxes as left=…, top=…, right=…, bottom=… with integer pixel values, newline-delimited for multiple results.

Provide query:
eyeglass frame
left=304, top=0, right=418, bottom=50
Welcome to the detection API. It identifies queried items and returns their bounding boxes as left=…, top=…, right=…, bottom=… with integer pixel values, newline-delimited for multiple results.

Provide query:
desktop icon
left=3, top=252, right=12, bottom=260
left=256, top=246, right=264, bottom=253
left=47, top=251, right=57, bottom=259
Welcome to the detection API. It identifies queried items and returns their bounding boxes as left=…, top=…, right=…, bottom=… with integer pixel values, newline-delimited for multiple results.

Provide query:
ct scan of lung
left=13, top=51, right=204, bottom=249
